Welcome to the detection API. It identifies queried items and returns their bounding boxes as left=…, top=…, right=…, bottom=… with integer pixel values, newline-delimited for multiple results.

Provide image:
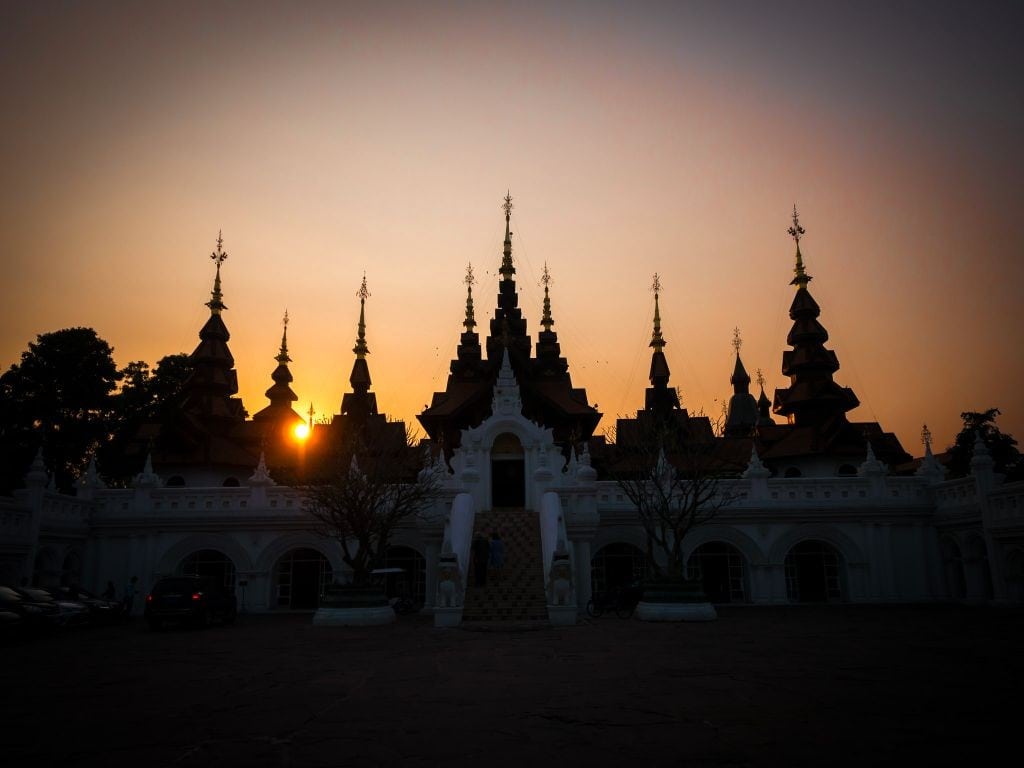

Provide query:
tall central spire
left=206, top=230, right=228, bottom=314
left=644, top=272, right=679, bottom=413
left=276, top=310, right=292, bottom=364
left=499, top=191, right=515, bottom=281
left=353, top=273, right=370, bottom=359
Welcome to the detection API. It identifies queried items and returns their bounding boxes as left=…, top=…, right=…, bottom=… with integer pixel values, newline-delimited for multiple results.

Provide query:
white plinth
left=312, top=606, right=395, bottom=626
left=433, top=606, right=463, bottom=627
left=635, top=601, right=717, bottom=622
left=547, top=604, right=578, bottom=626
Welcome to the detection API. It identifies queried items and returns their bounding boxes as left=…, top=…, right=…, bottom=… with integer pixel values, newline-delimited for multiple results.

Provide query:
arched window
left=166, top=476, right=185, bottom=487
left=784, top=467, right=802, bottom=478
left=275, top=549, right=332, bottom=610
left=222, top=477, right=241, bottom=487
left=591, top=543, right=646, bottom=595
left=785, top=540, right=844, bottom=602
left=687, top=542, right=747, bottom=603
left=178, top=549, right=237, bottom=590
left=383, top=546, right=427, bottom=604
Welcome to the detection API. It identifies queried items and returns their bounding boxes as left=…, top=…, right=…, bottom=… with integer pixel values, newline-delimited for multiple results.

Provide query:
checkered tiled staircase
left=462, top=508, right=548, bottom=623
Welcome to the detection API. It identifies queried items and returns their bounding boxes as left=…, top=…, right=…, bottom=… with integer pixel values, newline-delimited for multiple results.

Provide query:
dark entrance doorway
left=491, top=433, right=525, bottom=508
left=687, top=542, right=747, bottom=603
left=785, top=540, right=843, bottom=602
left=275, top=549, right=332, bottom=610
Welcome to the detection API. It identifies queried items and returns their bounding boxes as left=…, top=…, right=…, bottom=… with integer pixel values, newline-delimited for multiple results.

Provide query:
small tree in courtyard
left=301, top=425, right=444, bottom=587
left=611, top=416, right=740, bottom=583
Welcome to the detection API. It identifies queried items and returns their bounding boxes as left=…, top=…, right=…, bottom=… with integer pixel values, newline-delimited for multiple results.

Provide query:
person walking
left=123, top=575, right=138, bottom=616
left=471, top=534, right=490, bottom=587
left=489, top=531, right=505, bottom=584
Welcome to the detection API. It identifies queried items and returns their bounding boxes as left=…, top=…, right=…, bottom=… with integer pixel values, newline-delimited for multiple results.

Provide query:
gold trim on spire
left=540, top=262, right=554, bottom=331
left=463, top=262, right=476, bottom=332
left=788, top=205, right=811, bottom=288
left=206, top=230, right=228, bottom=314
left=353, top=273, right=370, bottom=359
left=275, top=310, right=291, bottom=364
left=499, top=191, right=515, bottom=281
left=650, top=272, right=665, bottom=351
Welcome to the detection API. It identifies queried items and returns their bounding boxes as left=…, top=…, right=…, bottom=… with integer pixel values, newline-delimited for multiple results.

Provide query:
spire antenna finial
left=787, top=205, right=811, bottom=288
left=540, top=262, right=554, bottom=331
left=499, top=192, right=515, bottom=281
left=353, top=273, right=370, bottom=359
left=755, top=367, right=766, bottom=390
left=276, top=309, right=292, bottom=363
left=732, top=326, right=742, bottom=355
left=463, top=262, right=477, bottom=332
left=649, top=272, right=665, bottom=351
left=921, top=423, right=933, bottom=451
left=206, top=230, right=228, bottom=314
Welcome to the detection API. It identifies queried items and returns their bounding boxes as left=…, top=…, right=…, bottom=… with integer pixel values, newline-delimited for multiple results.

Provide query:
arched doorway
left=687, top=542, right=748, bottom=603
left=591, top=543, right=646, bottom=595
left=274, top=548, right=332, bottom=609
left=491, top=432, right=525, bottom=508
left=383, top=546, right=427, bottom=604
left=178, top=549, right=237, bottom=590
left=965, top=536, right=994, bottom=600
left=785, top=540, right=844, bottom=602
left=940, top=538, right=966, bottom=599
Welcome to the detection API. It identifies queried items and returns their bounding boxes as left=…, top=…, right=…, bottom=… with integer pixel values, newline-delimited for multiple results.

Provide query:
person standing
left=123, top=575, right=138, bottom=616
left=471, top=534, right=490, bottom=587
left=489, top=531, right=505, bottom=584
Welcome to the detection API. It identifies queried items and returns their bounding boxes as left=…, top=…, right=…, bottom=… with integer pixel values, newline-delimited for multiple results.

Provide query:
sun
left=293, top=422, right=311, bottom=441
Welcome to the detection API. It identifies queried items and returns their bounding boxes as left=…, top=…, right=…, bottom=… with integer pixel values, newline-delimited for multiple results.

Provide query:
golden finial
left=649, top=273, right=665, bottom=352
left=921, top=424, right=933, bottom=451
left=755, top=367, right=766, bottom=390
left=732, top=326, right=742, bottom=355
left=276, top=310, right=292, bottom=364
left=540, top=263, right=554, bottom=331
left=353, top=273, right=370, bottom=359
left=499, top=192, right=515, bottom=281
left=206, top=230, right=228, bottom=314
left=308, top=402, right=315, bottom=429
left=463, top=262, right=477, bottom=332
left=788, top=205, right=811, bottom=288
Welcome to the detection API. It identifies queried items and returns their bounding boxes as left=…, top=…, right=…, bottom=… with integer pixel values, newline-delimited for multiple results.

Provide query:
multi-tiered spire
left=179, top=232, right=247, bottom=426
left=499, top=192, right=515, bottom=280
left=772, top=207, right=859, bottom=427
left=724, top=327, right=758, bottom=437
left=252, top=311, right=303, bottom=433
left=645, top=273, right=680, bottom=414
left=341, top=274, right=378, bottom=421
left=486, top=192, right=532, bottom=363
left=535, top=263, right=566, bottom=372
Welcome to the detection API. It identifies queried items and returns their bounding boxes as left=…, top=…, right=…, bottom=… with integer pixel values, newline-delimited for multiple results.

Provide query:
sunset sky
left=2, top=1, right=1021, bottom=457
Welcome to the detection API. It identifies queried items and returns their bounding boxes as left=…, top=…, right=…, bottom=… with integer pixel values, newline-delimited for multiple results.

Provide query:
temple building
left=1, top=199, right=1021, bottom=615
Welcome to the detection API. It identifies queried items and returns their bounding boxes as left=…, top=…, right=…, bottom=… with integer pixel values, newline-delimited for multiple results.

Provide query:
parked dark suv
left=145, top=577, right=237, bottom=629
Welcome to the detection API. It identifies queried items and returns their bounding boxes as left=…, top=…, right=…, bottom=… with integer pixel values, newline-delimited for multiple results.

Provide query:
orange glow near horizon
left=293, top=422, right=311, bottom=442
left=1, top=3, right=1021, bottom=457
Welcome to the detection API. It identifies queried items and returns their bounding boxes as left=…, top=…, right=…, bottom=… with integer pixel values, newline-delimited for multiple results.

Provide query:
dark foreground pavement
left=4, top=605, right=1021, bottom=767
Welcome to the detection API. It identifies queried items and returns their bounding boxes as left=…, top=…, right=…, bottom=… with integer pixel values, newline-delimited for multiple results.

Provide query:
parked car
left=15, top=587, right=91, bottom=628
left=1, top=586, right=59, bottom=633
left=144, top=577, right=237, bottom=629
left=52, top=586, right=123, bottom=624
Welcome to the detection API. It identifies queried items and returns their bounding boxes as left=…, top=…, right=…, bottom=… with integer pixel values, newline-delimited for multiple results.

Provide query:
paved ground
left=5, top=605, right=1021, bottom=767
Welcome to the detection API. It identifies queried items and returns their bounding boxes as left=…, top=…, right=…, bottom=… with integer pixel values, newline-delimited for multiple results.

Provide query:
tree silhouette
left=946, top=408, right=1022, bottom=481
left=0, top=328, right=119, bottom=492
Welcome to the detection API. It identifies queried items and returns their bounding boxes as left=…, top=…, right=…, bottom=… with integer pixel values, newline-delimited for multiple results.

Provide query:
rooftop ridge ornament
left=463, top=262, right=476, bottom=332
left=499, top=191, right=515, bottom=281
left=276, top=310, right=291, bottom=364
left=353, top=273, right=370, bottom=359
left=650, top=272, right=665, bottom=352
left=788, top=205, right=811, bottom=288
left=540, top=262, right=554, bottom=331
left=206, top=230, right=228, bottom=314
